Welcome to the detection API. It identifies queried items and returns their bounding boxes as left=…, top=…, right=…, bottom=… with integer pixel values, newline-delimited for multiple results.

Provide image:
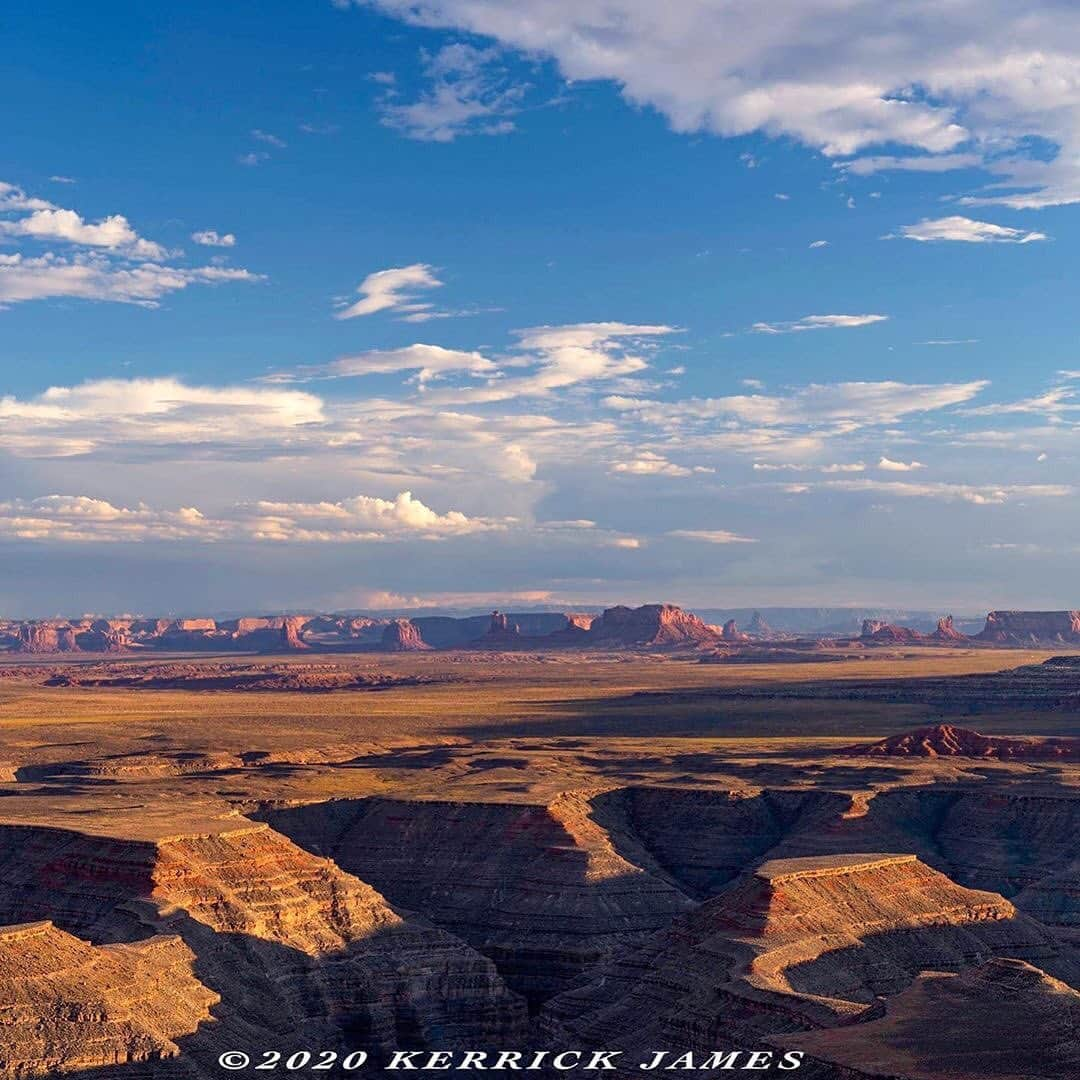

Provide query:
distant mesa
left=846, top=723, right=1080, bottom=761
left=2, top=604, right=1079, bottom=655
left=586, top=603, right=718, bottom=646
left=380, top=618, right=432, bottom=652
left=860, top=618, right=925, bottom=644
left=977, top=609, right=1080, bottom=646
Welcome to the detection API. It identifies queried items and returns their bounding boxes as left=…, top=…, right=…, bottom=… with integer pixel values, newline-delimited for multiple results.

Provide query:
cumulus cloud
left=892, top=216, right=1048, bottom=243
left=610, top=451, right=693, bottom=477
left=752, top=314, right=888, bottom=334
left=361, top=0, right=1080, bottom=206
left=0, top=207, right=168, bottom=259
left=0, top=180, right=260, bottom=308
left=191, top=229, right=236, bottom=247
left=878, top=456, right=926, bottom=471
left=0, top=490, right=504, bottom=543
left=335, top=263, right=444, bottom=319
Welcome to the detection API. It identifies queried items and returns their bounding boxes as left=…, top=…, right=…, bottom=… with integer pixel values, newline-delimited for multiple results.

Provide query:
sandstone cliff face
left=0, top=822, right=527, bottom=1072
left=587, top=604, right=718, bottom=646
left=931, top=614, right=966, bottom=641
left=278, top=616, right=310, bottom=651
left=860, top=619, right=925, bottom=644
left=720, top=619, right=749, bottom=642
left=14, top=623, right=79, bottom=654
left=263, top=794, right=695, bottom=1006
left=774, top=957, right=1080, bottom=1080
left=0, top=921, right=218, bottom=1077
left=541, top=853, right=1077, bottom=1068
left=977, top=609, right=1080, bottom=644
left=379, top=619, right=431, bottom=651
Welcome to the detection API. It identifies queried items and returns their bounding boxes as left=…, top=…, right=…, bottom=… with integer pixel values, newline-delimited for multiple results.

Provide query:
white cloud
left=752, top=313, right=888, bottom=333
left=668, top=529, right=757, bottom=544
left=335, top=263, right=443, bottom=319
left=251, top=129, right=287, bottom=148
left=0, top=207, right=168, bottom=259
left=0, top=377, right=323, bottom=456
left=363, top=0, right=1080, bottom=205
left=839, top=153, right=982, bottom=176
left=816, top=478, right=1072, bottom=505
left=606, top=380, right=986, bottom=428
left=192, top=230, right=236, bottom=247
left=962, top=385, right=1078, bottom=416
left=808, top=240, right=829, bottom=248
left=878, top=456, right=926, bottom=471
left=608, top=536, right=642, bottom=548
left=429, top=322, right=677, bottom=403
left=893, top=216, right=1048, bottom=244
left=0, top=490, right=504, bottom=543
left=0, top=253, right=261, bottom=309
left=321, top=343, right=498, bottom=383
left=378, top=43, right=523, bottom=142
left=610, top=451, right=693, bottom=477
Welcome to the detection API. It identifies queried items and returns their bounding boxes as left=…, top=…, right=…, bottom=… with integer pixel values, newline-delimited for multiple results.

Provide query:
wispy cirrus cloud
left=334, top=263, right=444, bottom=320
left=377, top=43, right=524, bottom=142
left=752, top=313, right=888, bottom=334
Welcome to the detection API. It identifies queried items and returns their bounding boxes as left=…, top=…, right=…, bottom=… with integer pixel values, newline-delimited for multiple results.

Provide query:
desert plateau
left=0, top=604, right=1077, bottom=1078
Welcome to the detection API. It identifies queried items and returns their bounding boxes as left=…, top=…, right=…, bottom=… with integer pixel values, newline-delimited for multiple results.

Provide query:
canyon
left=0, top=641, right=1077, bottom=1077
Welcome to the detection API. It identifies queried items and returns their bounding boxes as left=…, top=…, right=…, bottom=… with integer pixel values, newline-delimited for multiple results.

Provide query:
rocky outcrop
left=774, top=958, right=1080, bottom=1080
left=847, top=724, right=1080, bottom=761
left=263, top=793, right=695, bottom=1006
left=380, top=618, right=431, bottom=651
left=931, top=614, right=967, bottom=642
left=861, top=619, right=925, bottom=644
left=977, top=609, right=1080, bottom=645
left=0, top=821, right=527, bottom=1070
left=0, top=920, right=218, bottom=1076
left=14, top=622, right=79, bottom=654
left=541, top=853, right=1078, bottom=1062
left=720, top=618, right=749, bottom=642
left=587, top=604, right=718, bottom=647
left=747, top=611, right=772, bottom=637
left=278, top=615, right=310, bottom=651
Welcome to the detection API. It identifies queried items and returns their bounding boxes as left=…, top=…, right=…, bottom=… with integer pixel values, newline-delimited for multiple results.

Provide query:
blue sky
left=2, top=1, right=1080, bottom=615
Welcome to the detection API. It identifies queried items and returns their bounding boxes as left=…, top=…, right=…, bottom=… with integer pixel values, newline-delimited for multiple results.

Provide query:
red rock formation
left=774, top=958, right=1080, bottom=1080
left=278, top=615, right=310, bottom=651
left=720, top=618, right=750, bottom=642
left=587, top=603, right=718, bottom=646
left=541, top=853, right=1077, bottom=1060
left=380, top=618, right=431, bottom=651
left=14, top=622, right=79, bottom=654
left=860, top=619, right=925, bottom=644
left=847, top=723, right=1080, bottom=761
left=931, top=613, right=967, bottom=641
left=0, top=920, right=218, bottom=1076
left=977, top=609, right=1080, bottom=645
